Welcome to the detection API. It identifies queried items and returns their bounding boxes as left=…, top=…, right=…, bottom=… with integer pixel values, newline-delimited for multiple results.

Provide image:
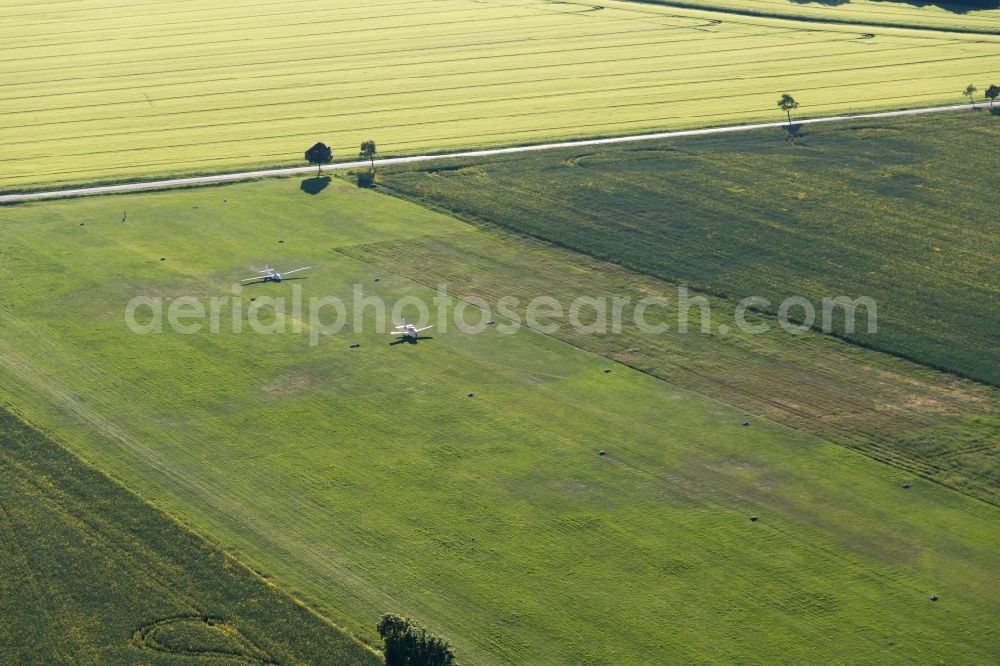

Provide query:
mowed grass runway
left=2, top=0, right=1000, bottom=191
left=1, top=180, right=999, bottom=663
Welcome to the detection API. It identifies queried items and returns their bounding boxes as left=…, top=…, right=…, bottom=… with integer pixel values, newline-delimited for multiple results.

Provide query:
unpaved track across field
left=0, top=103, right=984, bottom=203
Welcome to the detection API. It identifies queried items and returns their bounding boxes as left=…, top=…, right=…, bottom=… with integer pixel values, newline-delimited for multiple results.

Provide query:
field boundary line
left=0, top=103, right=981, bottom=203
left=624, top=0, right=1000, bottom=36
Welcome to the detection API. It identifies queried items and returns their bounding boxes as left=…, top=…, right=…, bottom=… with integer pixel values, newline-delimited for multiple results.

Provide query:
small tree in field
left=778, top=94, right=799, bottom=125
left=964, top=84, right=978, bottom=109
left=360, top=140, right=377, bottom=172
left=377, top=613, right=455, bottom=666
left=985, top=84, right=1000, bottom=108
left=304, top=142, right=332, bottom=175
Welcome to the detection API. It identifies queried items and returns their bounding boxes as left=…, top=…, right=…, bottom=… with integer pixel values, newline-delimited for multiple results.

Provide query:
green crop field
left=1, top=178, right=999, bottom=663
left=0, top=406, right=376, bottom=664
left=379, top=111, right=1000, bottom=387
left=2, top=0, right=1000, bottom=192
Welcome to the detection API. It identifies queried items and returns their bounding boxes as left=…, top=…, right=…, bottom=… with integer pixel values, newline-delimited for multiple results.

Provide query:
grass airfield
left=1, top=177, right=1000, bottom=663
left=2, top=0, right=1000, bottom=191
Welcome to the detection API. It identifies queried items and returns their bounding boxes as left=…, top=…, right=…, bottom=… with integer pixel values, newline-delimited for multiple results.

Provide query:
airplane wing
left=414, top=325, right=434, bottom=333
left=240, top=276, right=264, bottom=283
left=282, top=266, right=311, bottom=276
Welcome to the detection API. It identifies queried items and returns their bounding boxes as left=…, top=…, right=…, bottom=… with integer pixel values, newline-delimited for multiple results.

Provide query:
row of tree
left=305, top=85, right=999, bottom=175
left=304, top=139, right=377, bottom=176
left=964, top=83, right=1000, bottom=109
left=780, top=82, right=1000, bottom=126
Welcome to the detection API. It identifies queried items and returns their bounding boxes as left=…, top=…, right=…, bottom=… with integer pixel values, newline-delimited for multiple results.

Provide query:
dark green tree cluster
left=377, top=613, right=456, bottom=666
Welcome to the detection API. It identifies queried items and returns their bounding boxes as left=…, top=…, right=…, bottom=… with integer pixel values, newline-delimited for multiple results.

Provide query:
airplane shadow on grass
left=389, top=336, right=434, bottom=346
left=300, top=176, right=331, bottom=195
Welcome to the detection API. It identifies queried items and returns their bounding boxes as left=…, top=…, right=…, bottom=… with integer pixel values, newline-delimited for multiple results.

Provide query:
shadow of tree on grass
left=300, top=176, right=331, bottom=195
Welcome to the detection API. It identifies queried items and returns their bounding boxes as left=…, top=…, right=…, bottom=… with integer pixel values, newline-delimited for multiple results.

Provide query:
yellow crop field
left=1, top=0, right=998, bottom=190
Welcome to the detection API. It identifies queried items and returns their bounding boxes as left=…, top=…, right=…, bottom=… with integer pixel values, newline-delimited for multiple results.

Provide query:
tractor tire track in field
left=2, top=87, right=984, bottom=186
left=0, top=30, right=942, bottom=118
left=1, top=51, right=989, bottom=155
left=0, top=102, right=983, bottom=203
left=2, top=42, right=994, bottom=182
left=131, top=615, right=279, bottom=664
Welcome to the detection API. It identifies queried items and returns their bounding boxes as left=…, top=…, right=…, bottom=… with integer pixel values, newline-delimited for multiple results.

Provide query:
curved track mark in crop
left=131, top=615, right=278, bottom=664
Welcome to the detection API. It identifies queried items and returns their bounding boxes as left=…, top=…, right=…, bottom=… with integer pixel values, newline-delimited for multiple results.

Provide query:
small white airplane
left=391, top=319, right=433, bottom=338
left=240, top=264, right=310, bottom=284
